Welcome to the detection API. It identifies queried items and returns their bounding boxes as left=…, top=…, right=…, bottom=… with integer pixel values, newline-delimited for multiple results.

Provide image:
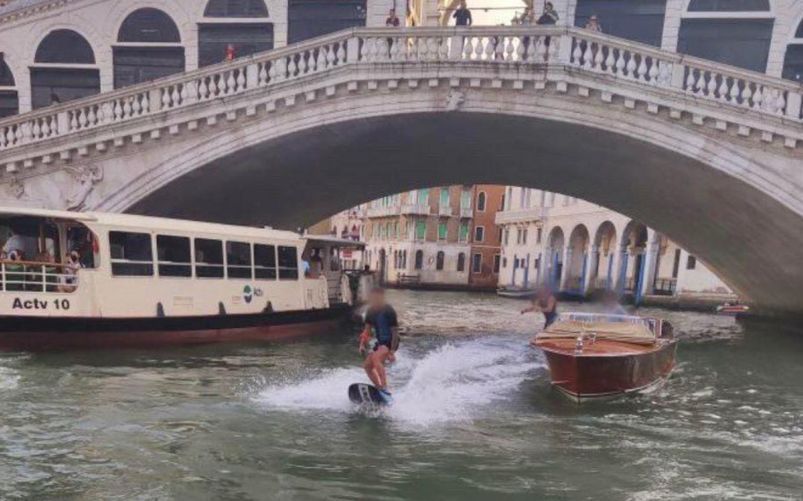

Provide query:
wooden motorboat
left=531, top=313, right=677, bottom=402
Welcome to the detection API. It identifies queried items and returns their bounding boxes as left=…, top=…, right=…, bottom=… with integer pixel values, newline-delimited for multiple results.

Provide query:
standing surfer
left=359, top=288, right=399, bottom=403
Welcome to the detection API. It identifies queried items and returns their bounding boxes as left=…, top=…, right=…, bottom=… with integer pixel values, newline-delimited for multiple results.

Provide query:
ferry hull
left=539, top=341, right=678, bottom=402
left=0, top=305, right=350, bottom=351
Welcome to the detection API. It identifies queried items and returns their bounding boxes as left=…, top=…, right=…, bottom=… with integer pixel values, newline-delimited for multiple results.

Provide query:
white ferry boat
left=0, top=208, right=367, bottom=351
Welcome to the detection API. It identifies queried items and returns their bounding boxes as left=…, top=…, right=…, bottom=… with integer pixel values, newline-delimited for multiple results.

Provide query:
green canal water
left=0, top=290, right=801, bottom=500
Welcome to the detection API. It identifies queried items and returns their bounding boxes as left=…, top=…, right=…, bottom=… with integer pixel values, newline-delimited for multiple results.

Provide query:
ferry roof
left=0, top=207, right=303, bottom=242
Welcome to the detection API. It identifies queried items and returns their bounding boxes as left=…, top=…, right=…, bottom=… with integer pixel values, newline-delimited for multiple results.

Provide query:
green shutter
left=459, top=223, right=469, bottom=242
left=438, top=222, right=448, bottom=240
left=440, top=187, right=449, bottom=207
left=416, top=220, right=426, bottom=240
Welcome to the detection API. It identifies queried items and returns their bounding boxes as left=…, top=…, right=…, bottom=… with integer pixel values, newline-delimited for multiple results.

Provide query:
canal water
left=0, top=290, right=801, bottom=500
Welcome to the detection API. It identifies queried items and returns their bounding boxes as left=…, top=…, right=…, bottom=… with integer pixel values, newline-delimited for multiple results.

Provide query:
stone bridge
left=0, top=26, right=802, bottom=315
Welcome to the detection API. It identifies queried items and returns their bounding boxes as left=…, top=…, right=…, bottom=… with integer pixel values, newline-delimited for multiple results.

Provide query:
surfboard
left=348, top=383, right=390, bottom=405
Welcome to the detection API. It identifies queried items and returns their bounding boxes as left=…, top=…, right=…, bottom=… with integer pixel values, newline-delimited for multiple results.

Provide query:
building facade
left=362, top=186, right=473, bottom=287
left=468, top=185, right=505, bottom=290
left=496, top=187, right=735, bottom=303
left=0, top=0, right=402, bottom=116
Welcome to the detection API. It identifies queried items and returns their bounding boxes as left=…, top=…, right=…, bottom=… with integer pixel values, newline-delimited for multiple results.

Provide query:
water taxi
left=0, top=208, right=367, bottom=351
left=531, top=313, right=677, bottom=402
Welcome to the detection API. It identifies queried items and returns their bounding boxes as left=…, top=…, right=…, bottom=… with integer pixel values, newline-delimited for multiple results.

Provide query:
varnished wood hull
left=538, top=340, right=678, bottom=402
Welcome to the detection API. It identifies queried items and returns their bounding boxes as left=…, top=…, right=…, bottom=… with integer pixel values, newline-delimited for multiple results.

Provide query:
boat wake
left=253, top=336, right=545, bottom=426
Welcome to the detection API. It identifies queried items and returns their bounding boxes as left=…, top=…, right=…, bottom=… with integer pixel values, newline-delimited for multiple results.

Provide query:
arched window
left=782, top=19, right=803, bottom=82
left=457, top=252, right=466, bottom=272
left=288, top=0, right=367, bottom=44
left=678, top=0, right=773, bottom=72
left=199, top=0, right=273, bottom=67
left=35, top=30, right=95, bottom=64
left=477, top=191, right=486, bottom=212
left=574, top=0, right=667, bottom=47
left=114, top=8, right=185, bottom=89
left=436, top=251, right=445, bottom=271
left=31, top=30, right=99, bottom=109
left=414, top=250, right=424, bottom=270
left=0, top=59, right=18, bottom=118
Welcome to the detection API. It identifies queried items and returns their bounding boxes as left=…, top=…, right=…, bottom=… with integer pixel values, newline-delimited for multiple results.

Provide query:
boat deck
left=533, top=337, right=664, bottom=356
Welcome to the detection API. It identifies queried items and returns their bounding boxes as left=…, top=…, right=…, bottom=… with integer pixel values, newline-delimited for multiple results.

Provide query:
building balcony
left=459, top=206, right=472, bottom=218
left=400, top=204, right=431, bottom=216
left=438, top=206, right=453, bottom=217
left=366, top=205, right=400, bottom=218
left=495, top=207, right=547, bottom=225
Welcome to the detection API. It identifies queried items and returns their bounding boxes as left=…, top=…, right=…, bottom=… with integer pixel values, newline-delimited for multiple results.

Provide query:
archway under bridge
left=116, top=111, right=803, bottom=316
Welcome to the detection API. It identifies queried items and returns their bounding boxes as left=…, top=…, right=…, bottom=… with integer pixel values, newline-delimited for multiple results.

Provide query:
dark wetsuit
left=365, top=305, right=399, bottom=351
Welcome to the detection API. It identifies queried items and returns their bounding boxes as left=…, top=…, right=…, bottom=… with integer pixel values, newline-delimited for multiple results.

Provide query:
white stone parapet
left=496, top=207, right=548, bottom=225
left=1, top=25, right=801, bottom=167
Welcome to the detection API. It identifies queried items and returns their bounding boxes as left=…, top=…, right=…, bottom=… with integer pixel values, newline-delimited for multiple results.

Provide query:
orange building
left=469, top=185, right=505, bottom=290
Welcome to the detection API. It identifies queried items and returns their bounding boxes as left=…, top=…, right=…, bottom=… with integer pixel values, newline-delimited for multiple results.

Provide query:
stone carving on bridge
left=446, top=90, right=465, bottom=111
left=64, top=164, right=104, bottom=211
left=6, top=178, right=25, bottom=200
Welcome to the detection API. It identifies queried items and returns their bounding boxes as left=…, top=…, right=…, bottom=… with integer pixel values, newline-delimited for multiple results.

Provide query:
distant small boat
left=531, top=312, right=677, bottom=402
left=497, top=286, right=535, bottom=299
left=716, top=303, right=749, bottom=315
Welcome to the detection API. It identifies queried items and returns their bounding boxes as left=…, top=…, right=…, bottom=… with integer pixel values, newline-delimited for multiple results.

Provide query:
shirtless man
left=359, top=288, right=399, bottom=403
left=521, top=287, right=559, bottom=329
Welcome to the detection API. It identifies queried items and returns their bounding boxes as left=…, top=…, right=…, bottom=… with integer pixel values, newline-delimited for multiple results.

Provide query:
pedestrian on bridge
left=537, top=2, right=559, bottom=25
left=453, top=0, right=472, bottom=27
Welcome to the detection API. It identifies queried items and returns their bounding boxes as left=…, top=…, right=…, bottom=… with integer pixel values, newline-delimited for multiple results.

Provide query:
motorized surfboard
left=348, top=383, right=391, bottom=405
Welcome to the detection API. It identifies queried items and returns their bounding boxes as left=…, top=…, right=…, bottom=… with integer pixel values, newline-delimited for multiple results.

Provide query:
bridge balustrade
left=0, top=26, right=800, bottom=157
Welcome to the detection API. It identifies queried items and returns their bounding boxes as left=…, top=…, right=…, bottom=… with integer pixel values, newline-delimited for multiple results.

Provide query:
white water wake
left=254, top=336, right=545, bottom=425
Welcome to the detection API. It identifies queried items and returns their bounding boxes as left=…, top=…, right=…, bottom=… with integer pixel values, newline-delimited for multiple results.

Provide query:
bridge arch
left=76, top=78, right=803, bottom=313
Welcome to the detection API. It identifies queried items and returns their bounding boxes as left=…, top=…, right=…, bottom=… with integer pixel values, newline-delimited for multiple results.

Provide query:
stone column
left=559, top=247, right=572, bottom=292
left=582, top=245, right=598, bottom=295
left=637, top=232, right=660, bottom=303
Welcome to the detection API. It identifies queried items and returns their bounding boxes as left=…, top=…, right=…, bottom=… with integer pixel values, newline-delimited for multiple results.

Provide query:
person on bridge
left=521, top=287, right=559, bottom=330
left=536, top=2, right=559, bottom=25
left=385, top=8, right=400, bottom=27
left=359, top=288, right=399, bottom=403
left=585, top=14, right=602, bottom=33
left=453, top=0, right=472, bottom=26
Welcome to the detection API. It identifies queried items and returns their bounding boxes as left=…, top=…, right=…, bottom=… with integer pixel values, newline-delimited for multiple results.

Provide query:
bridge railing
left=1, top=26, right=800, bottom=156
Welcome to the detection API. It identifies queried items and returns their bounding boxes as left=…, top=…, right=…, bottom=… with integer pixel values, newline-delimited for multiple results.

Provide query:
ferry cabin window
left=278, top=246, right=299, bottom=280
left=254, top=244, right=277, bottom=279
left=195, top=238, right=224, bottom=278
left=156, top=235, right=191, bottom=277
left=109, top=231, right=153, bottom=276
left=226, top=241, right=253, bottom=279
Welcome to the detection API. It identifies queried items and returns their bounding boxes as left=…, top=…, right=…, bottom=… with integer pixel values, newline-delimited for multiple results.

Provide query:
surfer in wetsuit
left=521, top=287, right=558, bottom=329
left=359, top=288, right=399, bottom=402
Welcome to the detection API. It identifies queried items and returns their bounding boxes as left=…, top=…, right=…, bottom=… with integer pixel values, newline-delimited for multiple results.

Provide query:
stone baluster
left=571, top=39, right=582, bottom=65
left=637, top=55, right=648, bottom=81
left=729, top=79, right=741, bottom=104
left=786, top=90, right=802, bottom=119
left=582, top=41, right=593, bottom=69
left=625, top=52, right=637, bottom=78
